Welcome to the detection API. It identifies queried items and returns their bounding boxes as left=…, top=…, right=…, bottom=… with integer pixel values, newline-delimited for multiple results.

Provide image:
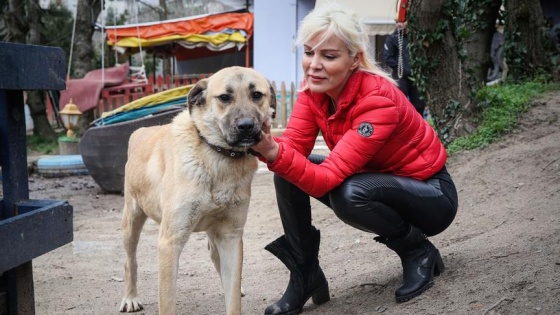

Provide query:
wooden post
left=280, top=82, right=288, bottom=127
left=0, top=42, right=73, bottom=315
left=290, top=81, right=296, bottom=119
left=271, top=81, right=278, bottom=127
left=245, top=37, right=251, bottom=67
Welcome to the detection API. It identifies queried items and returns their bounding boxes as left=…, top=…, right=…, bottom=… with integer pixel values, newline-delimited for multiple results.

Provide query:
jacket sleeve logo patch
left=358, top=122, right=374, bottom=137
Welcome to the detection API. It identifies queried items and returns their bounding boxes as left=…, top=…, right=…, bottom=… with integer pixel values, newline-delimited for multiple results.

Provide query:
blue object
left=92, top=97, right=186, bottom=127
left=37, top=155, right=88, bottom=177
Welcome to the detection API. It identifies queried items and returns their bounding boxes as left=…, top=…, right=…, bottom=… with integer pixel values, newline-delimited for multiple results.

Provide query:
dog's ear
left=268, top=81, right=277, bottom=119
left=187, top=79, right=208, bottom=113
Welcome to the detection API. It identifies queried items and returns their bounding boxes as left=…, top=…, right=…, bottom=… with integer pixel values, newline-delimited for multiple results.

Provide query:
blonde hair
left=296, top=4, right=396, bottom=85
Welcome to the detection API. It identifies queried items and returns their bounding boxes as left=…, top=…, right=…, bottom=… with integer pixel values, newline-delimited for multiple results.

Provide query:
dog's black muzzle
left=229, top=118, right=262, bottom=147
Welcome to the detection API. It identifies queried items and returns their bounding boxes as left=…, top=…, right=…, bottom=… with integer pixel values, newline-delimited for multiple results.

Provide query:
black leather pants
left=274, top=154, right=458, bottom=260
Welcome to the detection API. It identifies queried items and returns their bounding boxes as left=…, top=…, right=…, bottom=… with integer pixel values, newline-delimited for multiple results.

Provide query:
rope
left=397, top=28, right=404, bottom=79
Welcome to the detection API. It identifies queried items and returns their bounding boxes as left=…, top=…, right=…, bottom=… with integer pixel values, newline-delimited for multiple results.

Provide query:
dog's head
left=187, top=66, right=276, bottom=149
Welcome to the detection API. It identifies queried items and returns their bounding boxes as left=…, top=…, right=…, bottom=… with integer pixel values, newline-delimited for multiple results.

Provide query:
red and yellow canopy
left=105, top=11, right=253, bottom=52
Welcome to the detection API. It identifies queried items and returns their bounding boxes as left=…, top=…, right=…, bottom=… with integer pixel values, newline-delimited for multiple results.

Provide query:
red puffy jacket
left=266, top=71, right=447, bottom=197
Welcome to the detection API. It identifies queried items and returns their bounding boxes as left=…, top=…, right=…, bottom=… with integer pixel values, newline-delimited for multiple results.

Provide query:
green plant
left=446, top=80, right=557, bottom=154
left=26, top=133, right=62, bottom=155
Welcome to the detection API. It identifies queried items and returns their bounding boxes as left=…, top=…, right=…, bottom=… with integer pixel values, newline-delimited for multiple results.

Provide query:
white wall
left=295, top=0, right=316, bottom=87
left=254, top=0, right=316, bottom=86
left=254, top=0, right=298, bottom=86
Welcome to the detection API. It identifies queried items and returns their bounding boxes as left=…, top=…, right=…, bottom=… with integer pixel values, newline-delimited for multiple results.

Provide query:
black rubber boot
left=264, top=228, right=330, bottom=315
left=375, top=225, right=445, bottom=303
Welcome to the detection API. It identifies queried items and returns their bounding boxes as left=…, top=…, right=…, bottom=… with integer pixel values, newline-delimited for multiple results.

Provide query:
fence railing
left=92, top=73, right=212, bottom=119
left=48, top=74, right=297, bottom=129
left=271, top=81, right=296, bottom=129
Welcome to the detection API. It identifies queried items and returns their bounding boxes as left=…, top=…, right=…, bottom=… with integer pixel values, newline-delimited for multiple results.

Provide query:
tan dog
left=118, top=66, right=275, bottom=315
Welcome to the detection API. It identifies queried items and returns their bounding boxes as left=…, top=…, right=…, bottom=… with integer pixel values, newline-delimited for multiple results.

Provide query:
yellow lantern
left=59, top=99, right=82, bottom=138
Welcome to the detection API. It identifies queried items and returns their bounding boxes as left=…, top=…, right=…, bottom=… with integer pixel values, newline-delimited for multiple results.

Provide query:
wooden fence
left=48, top=74, right=297, bottom=129
left=92, top=73, right=212, bottom=119
left=271, top=81, right=297, bottom=128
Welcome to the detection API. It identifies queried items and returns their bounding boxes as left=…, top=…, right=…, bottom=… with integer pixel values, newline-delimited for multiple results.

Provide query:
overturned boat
left=79, top=85, right=192, bottom=193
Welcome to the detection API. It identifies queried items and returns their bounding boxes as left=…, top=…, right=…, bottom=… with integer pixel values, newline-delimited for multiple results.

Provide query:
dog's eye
left=252, top=92, right=263, bottom=101
left=218, top=94, right=231, bottom=102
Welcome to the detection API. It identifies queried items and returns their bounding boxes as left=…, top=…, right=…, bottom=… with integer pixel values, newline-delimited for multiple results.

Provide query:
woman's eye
left=304, top=51, right=313, bottom=56
left=218, top=94, right=231, bottom=102
left=325, top=55, right=336, bottom=60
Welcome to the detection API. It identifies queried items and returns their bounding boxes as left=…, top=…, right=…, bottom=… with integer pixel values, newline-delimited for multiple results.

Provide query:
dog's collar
left=198, top=132, right=260, bottom=158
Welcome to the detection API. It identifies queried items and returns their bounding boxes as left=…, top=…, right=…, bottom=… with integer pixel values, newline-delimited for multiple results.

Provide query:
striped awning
left=104, top=11, right=253, bottom=53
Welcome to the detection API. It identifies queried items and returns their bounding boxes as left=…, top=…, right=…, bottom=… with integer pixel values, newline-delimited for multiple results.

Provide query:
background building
left=253, top=0, right=398, bottom=87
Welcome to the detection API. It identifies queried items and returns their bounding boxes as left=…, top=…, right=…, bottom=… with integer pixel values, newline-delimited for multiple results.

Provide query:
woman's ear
left=351, top=52, right=362, bottom=70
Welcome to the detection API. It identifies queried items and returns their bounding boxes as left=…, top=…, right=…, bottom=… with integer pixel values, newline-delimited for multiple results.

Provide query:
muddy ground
left=19, top=91, right=560, bottom=314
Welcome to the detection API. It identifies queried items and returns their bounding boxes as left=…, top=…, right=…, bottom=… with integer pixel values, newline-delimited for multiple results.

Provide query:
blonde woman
left=252, top=5, right=458, bottom=314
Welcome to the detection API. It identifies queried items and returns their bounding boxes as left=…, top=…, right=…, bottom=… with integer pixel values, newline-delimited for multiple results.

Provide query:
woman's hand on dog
left=252, top=118, right=279, bottom=162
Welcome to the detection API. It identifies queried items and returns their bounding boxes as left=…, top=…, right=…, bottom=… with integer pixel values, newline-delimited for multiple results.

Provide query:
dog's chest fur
left=177, top=155, right=256, bottom=231
left=167, top=117, right=257, bottom=225
left=127, top=115, right=258, bottom=229
left=190, top=161, right=255, bottom=207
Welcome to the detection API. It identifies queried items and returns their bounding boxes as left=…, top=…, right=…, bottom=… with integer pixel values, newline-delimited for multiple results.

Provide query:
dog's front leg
left=213, top=230, right=244, bottom=315
left=158, top=224, right=190, bottom=315
left=119, top=198, right=148, bottom=313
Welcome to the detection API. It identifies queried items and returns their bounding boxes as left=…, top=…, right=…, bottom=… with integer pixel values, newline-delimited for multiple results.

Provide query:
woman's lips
left=308, top=75, right=325, bottom=82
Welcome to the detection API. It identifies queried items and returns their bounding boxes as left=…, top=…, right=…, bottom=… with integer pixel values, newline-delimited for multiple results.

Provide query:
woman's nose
left=309, top=55, right=322, bottom=70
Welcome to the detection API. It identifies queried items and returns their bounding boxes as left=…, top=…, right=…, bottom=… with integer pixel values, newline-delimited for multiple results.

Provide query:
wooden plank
left=0, top=41, right=69, bottom=315
left=7, top=263, right=34, bottom=314
left=0, top=42, right=66, bottom=91
left=0, top=279, right=7, bottom=312
left=0, top=200, right=73, bottom=274
left=0, top=88, right=36, bottom=315
left=0, top=91, right=29, bottom=219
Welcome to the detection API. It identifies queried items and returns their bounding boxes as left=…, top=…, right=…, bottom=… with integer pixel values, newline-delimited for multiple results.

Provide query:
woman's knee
left=329, top=182, right=382, bottom=232
left=329, top=181, right=367, bottom=219
left=328, top=175, right=412, bottom=236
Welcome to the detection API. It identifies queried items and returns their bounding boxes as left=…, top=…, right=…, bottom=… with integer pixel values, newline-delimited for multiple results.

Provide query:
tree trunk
left=408, top=0, right=501, bottom=144
left=73, top=0, right=102, bottom=79
left=462, top=1, right=503, bottom=86
left=27, top=0, right=59, bottom=141
left=3, top=0, right=28, bottom=43
left=505, top=0, right=549, bottom=79
left=73, top=0, right=102, bottom=134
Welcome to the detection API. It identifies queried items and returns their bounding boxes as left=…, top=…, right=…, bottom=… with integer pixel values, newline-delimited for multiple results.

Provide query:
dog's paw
left=119, top=297, right=143, bottom=313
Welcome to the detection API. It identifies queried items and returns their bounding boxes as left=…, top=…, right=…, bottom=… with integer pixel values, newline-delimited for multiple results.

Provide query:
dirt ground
left=22, top=90, right=560, bottom=315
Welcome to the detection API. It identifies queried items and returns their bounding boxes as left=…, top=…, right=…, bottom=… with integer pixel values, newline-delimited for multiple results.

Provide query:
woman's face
left=302, top=32, right=360, bottom=101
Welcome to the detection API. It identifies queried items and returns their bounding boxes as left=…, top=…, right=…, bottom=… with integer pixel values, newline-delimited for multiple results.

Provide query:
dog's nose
left=237, top=119, right=255, bottom=134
